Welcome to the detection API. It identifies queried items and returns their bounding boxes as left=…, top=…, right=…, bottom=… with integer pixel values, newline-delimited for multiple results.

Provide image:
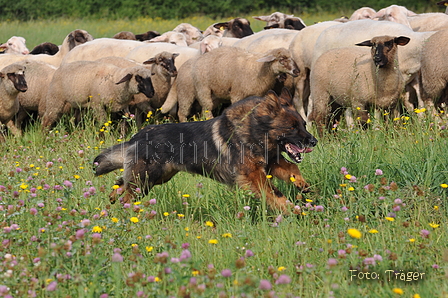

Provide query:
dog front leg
left=237, top=170, right=291, bottom=213
left=269, top=159, right=310, bottom=192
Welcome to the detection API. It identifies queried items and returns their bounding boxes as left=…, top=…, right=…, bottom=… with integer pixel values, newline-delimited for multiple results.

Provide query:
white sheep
left=61, top=38, right=145, bottom=64
left=308, top=35, right=410, bottom=131
left=288, top=21, right=341, bottom=119
left=41, top=61, right=155, bottom=129
left=348, top=7, right=377, bottom=21
left=0, top=63, right=27, bottom=127
left=161, top=46, right=300, bottom=122
left=126, top=42, right=199, bottom=70
left=0, top=29, right=93, bottom=68
left=311, top=19, right=435, bottom=113
left=0, top=36, right=29, bottom=55
left=233, top=28, right=295, bottom=50
left=189, top=35, right=240, bottom=54
left=375, top=5, right=448, bottom=31
left=420, top=29, right=448, bottom=111
left=4, top=60, right=57, bottom=136
left=172, top=23, right=203, bottom=45
left=148, top=31, right=188, bottom=46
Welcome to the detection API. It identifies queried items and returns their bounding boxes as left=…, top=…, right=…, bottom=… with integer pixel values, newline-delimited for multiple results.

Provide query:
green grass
left=1, top=17, right=448, bottom=298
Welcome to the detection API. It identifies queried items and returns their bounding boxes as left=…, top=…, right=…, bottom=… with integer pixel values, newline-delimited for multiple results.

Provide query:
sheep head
left=257, top=48, right=300, bottom=77
left=143, top=52, right=179, bottom=77
left=0, top=64, right=27, bottom=92
left=356, top=36, right=410, bottom=68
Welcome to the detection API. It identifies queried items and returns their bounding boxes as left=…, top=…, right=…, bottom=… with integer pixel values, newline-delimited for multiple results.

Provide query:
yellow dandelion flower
left=266, top=175, right=272, bottom=179
left=278, top=266, right=286, bottom=271
left=112, top=185, right=120, bottom=190
left=20, top=183, right=28, bottom=190
left=440, top=184, right=448, bottom=188
left=348, top=187, right=355, bottom=191
left=409, top=238, right=415, bottom=243
left=30, top=164, right=35, bottom=168
left=131, top=243, right=138, bottom=247
left=339, top=184, right=347, bottom=187
left=182, top=194, right=190, bottom=198
left=290, top=176, right=296, bottom=182
left=368, top=229, right=379, bottom=234
left=111, top=218, right=119, bottom=223
left=154, top=277, right=161, bottom=282
left=305, top=199, right=313, bottom=202
left=208, top=239, right=218, bottom=244
left=347, top=228, right=362, bottom=239
left=185, top=227, right=189, bottom=231
left=192, top=270, right=199, bottom=276
left=385, top=217, right=395, bottom=222
left=344, top=174, right=352, bottom=180
left=197, top=236, right=202, bottom=239
left=92, top=226, right=103, bottom=233
left=222, top=233, right=232, bottom=238
left=146, top=246, right=154, bottom=252
left=130, top=217, right=139, bottom=223
left=73, top=175, right=80, bottom=179
left=205, top=221, right=214, bottom=227
left=119, top=168, right=124, bottom=172
left=133, top=202, right=141, bottom=205
left=163, top=212, right=169, bottom=217
left=413, top=294, right=421, bottom=298
left=434, top=206, right=439, bottom=210
left=429, top=222, right=440, bottom=228
left=177, top=214, right=185, bottom=218
left=327, top=239, right=332, bottom=244
left=392, top=288, right=404, bottom=295
left=103, top=122, right=109, bottom=127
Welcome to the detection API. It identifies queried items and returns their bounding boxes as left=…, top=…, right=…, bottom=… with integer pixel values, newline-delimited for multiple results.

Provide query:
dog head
left=258, top=88, right=318, bottom=163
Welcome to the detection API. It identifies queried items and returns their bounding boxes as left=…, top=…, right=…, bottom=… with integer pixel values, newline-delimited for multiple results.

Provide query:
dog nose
left=309, top=137, right=318, bottom=147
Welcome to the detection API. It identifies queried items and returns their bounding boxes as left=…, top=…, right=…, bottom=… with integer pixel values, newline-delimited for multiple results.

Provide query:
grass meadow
left=1, top=15, right=448, bottom=298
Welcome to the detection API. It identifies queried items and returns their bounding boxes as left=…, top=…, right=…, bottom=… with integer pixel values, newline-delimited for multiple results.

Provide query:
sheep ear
left=394, top=36, right=410, bottom=46
left=143, top=58, right=156, bottom=65
left=213, top=22, right=229, bottom=30
left=116, top=73, right=133, bottom=84
left=257, top=55, right=276, bottom=63
left=0, top=72, right=4, bottom=78
left=253, top=16, right=269, bottom=21
left=172, top=53, right=179, bottom=59
left=355, top=40, right=373, bottom=47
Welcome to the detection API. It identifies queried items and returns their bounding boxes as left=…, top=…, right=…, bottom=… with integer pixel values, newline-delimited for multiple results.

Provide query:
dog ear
left=116, top=73, right=133, bottom=84
left=278, top=88, right=293, bottom=106
left=263, top=90, right=282, bottom=113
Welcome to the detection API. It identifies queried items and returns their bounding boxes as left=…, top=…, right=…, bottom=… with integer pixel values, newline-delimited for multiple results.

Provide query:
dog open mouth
left=283, top=143, right=313, bottom=163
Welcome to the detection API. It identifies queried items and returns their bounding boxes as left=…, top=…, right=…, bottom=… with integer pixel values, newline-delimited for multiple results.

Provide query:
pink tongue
left=290, top=144, right=313, bottom=154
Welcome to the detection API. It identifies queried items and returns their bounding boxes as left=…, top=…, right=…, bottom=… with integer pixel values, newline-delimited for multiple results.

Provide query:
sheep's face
left=356, top=35, right=410, bottom=68
left=143, top=52, right=178, bottom=77
left=135, top=75, right=155, bottom=99
left=0, top=65, right=27, bottom=92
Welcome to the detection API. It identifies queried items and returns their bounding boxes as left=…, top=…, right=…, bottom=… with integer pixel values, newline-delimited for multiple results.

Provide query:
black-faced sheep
left=161, top=46, right=299, bottom=122
left=41, top=61, right=154, bottom=129
left=0, top=63, right=27, bottom=126
left=135, top=31, right=160, bottom=41
left=4, top=60, right=56, bottom=135
left=308, top=35, right=410, bottom=132
left=211, top=18, right=254, bottom=38
left=253, top=12, right=306, bottom=30
left=29, top=42, right=59, bottom=55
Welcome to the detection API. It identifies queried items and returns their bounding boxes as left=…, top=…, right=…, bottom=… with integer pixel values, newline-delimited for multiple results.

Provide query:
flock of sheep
left=1, top=4, right=448, bottom=138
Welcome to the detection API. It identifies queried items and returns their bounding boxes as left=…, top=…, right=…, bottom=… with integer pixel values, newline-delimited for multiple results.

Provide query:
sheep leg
left=177, top=90, right=196, bottom=122
left=293, top=76, right=307, bottom=120
left=41, top=97, right=67, bottom=129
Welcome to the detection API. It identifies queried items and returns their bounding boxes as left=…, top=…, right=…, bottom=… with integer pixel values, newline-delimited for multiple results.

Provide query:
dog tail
left=160, top=78, right=178, bottom=114
left=93, top=143, right=130, bottom=176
